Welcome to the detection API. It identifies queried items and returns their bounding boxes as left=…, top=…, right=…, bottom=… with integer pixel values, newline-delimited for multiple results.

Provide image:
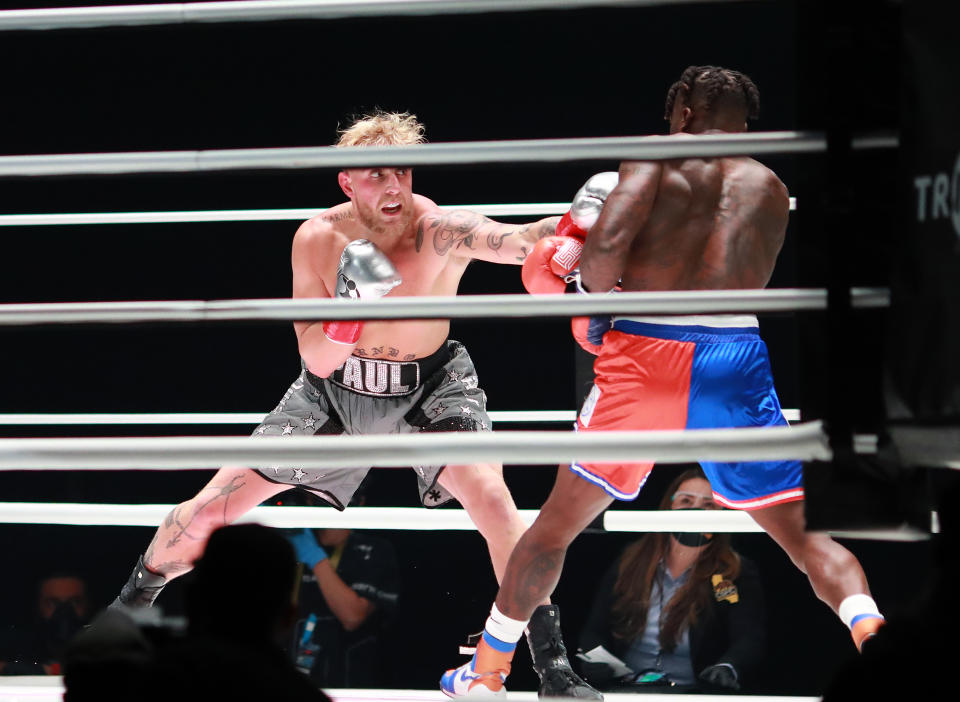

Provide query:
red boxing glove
left=322, top=320, right=362, bottom=345
left=521, top=235, right=584, bottom=295
left=570, top=316, right=603, bottom=355
left=555, top=211, right=588, bottom=242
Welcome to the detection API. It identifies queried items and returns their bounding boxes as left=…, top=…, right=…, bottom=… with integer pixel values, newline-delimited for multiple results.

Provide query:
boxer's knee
left=443, top=464, right=516, bottom=513
left=525, top=505, right=582, bottom=552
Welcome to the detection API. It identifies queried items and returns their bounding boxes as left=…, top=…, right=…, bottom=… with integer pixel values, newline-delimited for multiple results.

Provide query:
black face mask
left=40, top=602, right=85, bottom=654
left=670, top=508, right=714, bottom=548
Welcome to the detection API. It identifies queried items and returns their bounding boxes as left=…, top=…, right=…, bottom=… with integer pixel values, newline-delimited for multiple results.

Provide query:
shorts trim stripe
left=612, top=314, right=759, bottom=328
left=569, top=462, right=643, bottom=501
left=712, top=487, right=805, bottom=511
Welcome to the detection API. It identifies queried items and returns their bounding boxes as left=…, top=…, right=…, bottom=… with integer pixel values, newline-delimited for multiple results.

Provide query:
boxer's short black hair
left=664, top=66, right=760, bottom=121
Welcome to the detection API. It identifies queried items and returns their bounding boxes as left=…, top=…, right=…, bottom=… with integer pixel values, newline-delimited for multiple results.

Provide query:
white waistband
left=612, top=314, right=759, bottom=328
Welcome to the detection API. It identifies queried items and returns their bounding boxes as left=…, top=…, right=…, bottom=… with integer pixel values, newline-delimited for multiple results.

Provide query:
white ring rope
left=0, top=0, right=759, bottom=32
left=0, top=502, right=929, bottom=541
left=0, top=410, right=801, bottom=424
left=0, top=410, right=584, bottom=425
left=0, top=132, right=897, bottom=179
left=0, top=503, right=760, bottom=532
left=0, top=288, right=891, bottom=327
left=0, top=199, right=798, bottom=227
left=0, top=204, right=566, bottom=226
left=0, top=422, right=830, bottom=470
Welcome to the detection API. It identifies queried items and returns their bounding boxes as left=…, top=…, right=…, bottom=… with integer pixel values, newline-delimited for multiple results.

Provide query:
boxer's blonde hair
left=336, top=110, right=426, bottom=147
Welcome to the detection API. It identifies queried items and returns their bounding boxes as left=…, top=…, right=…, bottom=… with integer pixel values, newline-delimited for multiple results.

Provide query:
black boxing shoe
left=527, top=605, right=603, bottom=699
left=109, top=555, right=166, bottom=610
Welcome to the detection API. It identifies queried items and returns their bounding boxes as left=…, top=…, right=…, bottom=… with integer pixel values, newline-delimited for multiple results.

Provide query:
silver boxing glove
left=569, top=171, right=619, bottom=231
left=334, top=239, right=402, bottom=300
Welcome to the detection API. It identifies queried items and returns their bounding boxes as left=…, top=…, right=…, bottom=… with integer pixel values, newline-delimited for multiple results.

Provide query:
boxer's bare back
left=582, top=138, right=790, bottom=295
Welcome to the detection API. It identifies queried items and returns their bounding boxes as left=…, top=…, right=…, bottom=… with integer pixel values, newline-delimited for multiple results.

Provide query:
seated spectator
left=577, top=467, right=766, bottom=692
left=154, top=523, right=332, bottom=701
left=285, top=485, right=400, bottom=687
left=62, top=608, right=154, bottom=702
left=0, top=571, right=91, bottom=675
left=65, top=524, right=331, bottom=702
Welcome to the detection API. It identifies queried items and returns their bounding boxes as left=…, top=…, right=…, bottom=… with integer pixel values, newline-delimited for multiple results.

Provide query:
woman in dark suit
left=578, top=467, right=766, bottom=692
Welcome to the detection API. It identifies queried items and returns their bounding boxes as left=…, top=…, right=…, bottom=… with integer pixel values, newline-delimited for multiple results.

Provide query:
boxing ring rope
left=0, top=410, right=579, bottom=425
left=0, top=288, right=890, bottom=326
left=0, top=0, right=768, bottom=32
left=0, top=409, right=801, bottom=424
left=0, top=204, right=569, bottom=226
left=0, top=132, right=897, bottom=178
left=0, top=500, right=928, bottom=541
left=0, top=199, right=797, bottom=227
left=0, top=503, right=761, bottom=531
left=0, top=422, right=830, bottom=470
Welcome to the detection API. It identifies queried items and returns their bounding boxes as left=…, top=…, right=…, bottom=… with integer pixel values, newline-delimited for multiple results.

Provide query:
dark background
left=0, top=0, right=928, bottom=695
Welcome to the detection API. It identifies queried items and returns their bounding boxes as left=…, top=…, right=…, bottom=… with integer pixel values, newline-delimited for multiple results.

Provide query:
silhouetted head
left=186, top=524, right=298, bottom=644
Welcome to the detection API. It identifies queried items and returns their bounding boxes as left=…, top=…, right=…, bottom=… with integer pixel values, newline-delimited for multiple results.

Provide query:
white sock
left=838, top=594, right=883, bottom=629
left=484, top=603, right=528, bottom=645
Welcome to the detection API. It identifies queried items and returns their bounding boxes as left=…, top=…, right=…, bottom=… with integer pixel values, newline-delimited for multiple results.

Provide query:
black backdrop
left=0, top=0, right=931, bottom=695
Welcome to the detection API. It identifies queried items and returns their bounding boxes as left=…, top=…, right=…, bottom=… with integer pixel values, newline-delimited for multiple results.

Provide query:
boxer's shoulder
left=294, top=213, right=351, bottom=259
left=413, top=193, right=440, bottom=213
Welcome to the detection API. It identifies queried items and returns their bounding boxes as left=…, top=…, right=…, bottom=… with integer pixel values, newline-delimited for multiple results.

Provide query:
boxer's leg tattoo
left=144, top=475, right=246, bottom=575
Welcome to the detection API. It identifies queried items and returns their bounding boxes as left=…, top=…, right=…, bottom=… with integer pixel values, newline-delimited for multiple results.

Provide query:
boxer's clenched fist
left=323, top=239, right=402, bottom=345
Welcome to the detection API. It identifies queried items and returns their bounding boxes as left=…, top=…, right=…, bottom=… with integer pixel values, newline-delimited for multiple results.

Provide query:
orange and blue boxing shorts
left=572, top=314, right=804, bottom=510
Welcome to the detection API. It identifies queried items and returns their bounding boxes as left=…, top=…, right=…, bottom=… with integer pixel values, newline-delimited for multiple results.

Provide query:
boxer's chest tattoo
left=320, top=211, right=354, bottom=224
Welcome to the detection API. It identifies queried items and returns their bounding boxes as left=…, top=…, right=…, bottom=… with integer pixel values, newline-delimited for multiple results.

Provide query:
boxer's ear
left=338, top=170, right=354, bottom=198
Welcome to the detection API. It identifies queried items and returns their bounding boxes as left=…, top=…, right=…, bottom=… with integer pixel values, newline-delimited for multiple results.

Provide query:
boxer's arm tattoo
left=430, top=211, right=485, bottom=255
left=487, top=224, right=520, bottom=253
left=420, top=212, right=558, bottom=260
left=415, top=219, right=429, bottom=252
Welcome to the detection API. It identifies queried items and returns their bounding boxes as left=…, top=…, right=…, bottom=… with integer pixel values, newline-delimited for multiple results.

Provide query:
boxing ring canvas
left=0, top=677, right=819, bottom=702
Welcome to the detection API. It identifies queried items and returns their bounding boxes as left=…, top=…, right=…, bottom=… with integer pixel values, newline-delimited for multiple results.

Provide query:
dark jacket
left=295, top=531, right=400, bottom=688
left=577, top=551, right=765, bottom=690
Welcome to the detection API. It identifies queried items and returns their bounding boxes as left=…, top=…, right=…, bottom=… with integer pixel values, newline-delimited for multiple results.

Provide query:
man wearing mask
left=0, top=572, right=90, bottom=675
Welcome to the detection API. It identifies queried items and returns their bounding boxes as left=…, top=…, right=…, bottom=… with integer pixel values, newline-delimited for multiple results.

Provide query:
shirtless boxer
left=441, top=67, right=884, bottom=698
left=111, top=111, right=598, bottom=698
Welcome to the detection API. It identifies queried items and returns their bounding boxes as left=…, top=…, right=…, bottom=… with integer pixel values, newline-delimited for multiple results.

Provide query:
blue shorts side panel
left=686, top=336, right=804, bottom=508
